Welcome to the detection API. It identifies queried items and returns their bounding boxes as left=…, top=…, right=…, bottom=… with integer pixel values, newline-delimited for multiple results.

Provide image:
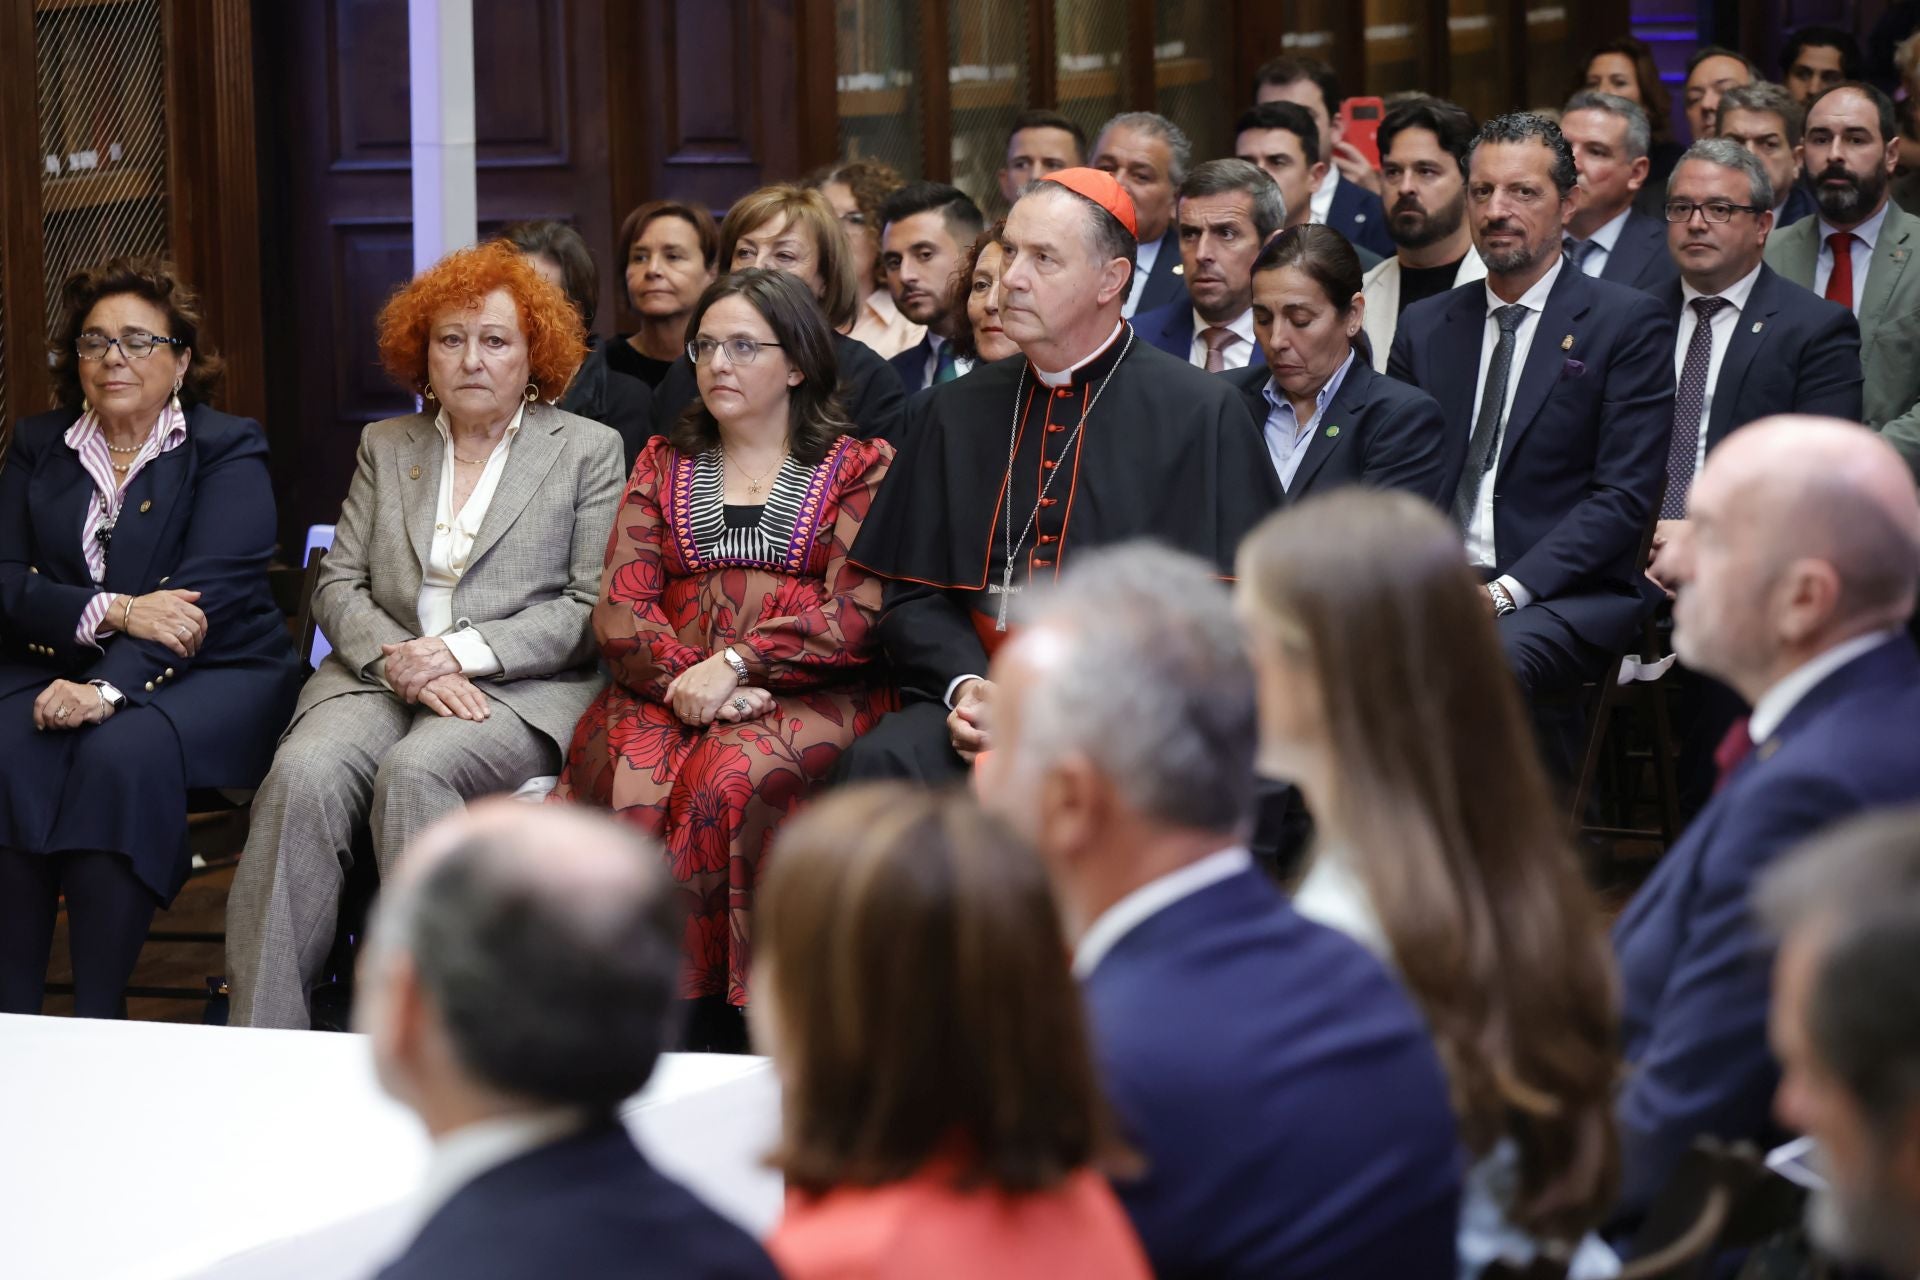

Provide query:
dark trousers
left=829, top=698, right=970, bottom=787
left=0, top=848, right=160, bottom=1018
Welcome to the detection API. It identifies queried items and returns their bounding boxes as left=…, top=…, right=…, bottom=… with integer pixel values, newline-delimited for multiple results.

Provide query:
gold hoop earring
left=422, top=386, right=437, bottom=402
left=171, top=379, right=184, bottom=415
left=524, top=382, right=539, bottom=403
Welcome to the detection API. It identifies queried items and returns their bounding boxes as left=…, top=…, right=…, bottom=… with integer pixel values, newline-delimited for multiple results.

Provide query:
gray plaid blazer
left=293, top=402, right=625, bottom=750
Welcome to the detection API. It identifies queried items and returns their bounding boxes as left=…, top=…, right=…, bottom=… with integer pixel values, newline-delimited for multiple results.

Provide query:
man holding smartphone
left=1253, top=55, right=1396, bottom=257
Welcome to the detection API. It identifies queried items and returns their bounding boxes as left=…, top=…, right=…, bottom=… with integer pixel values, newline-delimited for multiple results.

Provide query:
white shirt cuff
left=1496, top=575, right=1533, bottom=611
left=443, top=627, right=502, bottom=678
left=944, top=674, right=983, bottom=710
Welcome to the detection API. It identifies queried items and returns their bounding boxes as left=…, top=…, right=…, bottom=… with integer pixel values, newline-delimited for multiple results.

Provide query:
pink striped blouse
left=65, top=403, right=189, bottom=644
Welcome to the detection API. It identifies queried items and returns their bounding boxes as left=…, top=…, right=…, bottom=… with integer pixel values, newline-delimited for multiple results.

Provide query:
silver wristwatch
left=721, top=646, right=750, bottom=685
left=89, top=679, right=127, bottom=711
left=1487, top=582, right=1517, bottom=616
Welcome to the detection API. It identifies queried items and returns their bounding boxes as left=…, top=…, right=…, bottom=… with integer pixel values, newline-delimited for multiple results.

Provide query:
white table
left=0, top=1014, right=782, bottom=1280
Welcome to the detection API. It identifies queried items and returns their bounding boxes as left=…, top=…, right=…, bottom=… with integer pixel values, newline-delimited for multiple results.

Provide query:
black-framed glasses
left=1664, top=199, right=1767, bottom=224
left=76, top=331, right=186, bottom=361
left=687, top=337, right=783, bottom=366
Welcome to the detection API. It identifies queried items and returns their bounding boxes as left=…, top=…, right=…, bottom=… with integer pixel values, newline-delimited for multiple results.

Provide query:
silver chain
left=997, top=329, right=1134, bottom=628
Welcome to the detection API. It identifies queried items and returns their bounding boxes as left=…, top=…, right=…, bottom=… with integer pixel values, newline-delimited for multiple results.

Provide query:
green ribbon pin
left=1325, top=425, right=1340, bottom=438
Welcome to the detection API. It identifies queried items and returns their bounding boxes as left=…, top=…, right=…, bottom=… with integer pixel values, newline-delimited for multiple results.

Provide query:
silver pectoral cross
left=989, top=580, right=1022, bottom=631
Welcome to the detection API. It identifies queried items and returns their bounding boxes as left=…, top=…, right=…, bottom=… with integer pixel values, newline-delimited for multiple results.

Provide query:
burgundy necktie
left=1825, top=230, right=1856, bottom=310
left=1712, top=716, right=1753, bottom=794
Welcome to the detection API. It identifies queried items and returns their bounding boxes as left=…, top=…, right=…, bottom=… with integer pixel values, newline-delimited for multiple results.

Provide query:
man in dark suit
left=1562, top=92, right=1681, bottom=295
left=1232, top=102, right=1384, bottom=270
left=1227, top=228, right=1458, bottom=505
left=878, top=182, right=986, bottom=394
left=1091, top=111, right=1190, bottom=317
left=1253, top=55, right=1396, bottom=257
left=362, top=801, right=778, bottom=1280
left=1132, top=159, right=1284, bottom=373
left=1389, top=113, right=1674, bottom=700
left=978, top=544, right=1461, bottom=1280
left=1718, top=82, right=1818, bottom=231
left=1611, top=417, right=1920, bottom=1227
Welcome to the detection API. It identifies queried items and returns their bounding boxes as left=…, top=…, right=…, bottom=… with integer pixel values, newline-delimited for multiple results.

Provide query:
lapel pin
left=1757, top=738, right=1782, bottom=763
left=1560, top=334, right=1573, bottom=350
left=1325, top=425, right=1340, bottom=438
left=409, top=465, right=422, bottom=480
left=139, top=499, right=151, bottom=513
left=1172, top=263, right=1184, bottom=275
left=1752, top=321, right=1764, bottom=333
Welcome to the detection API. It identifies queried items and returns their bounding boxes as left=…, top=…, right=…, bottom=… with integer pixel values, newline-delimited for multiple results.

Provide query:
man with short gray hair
left=1612, top=416, right=1920, bottom=1226
left=1760, top=807, right=1920, bottom=1277
left=1091, top=111, right=1191, bottom=315
left=1132, top=159, right=1285, bottom=372
left=360, top=800, right=778, bottom=1280
left=976, top=542, right=1461, bottom=1280
left=1718, top=81, right=1817, bottom=228
left=1561, top=91, right=1679, bottom=293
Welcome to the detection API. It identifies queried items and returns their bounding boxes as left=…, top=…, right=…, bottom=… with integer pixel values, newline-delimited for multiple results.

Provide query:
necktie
left=1663, top=296, right=1730, bottom=519
left=1562, top=234, right=1593, bottom=273
left=1824, top=230, right=1856, bottom=309
left=1712, top=715, right=1753, bottom=794
left=1451, top=304, right=1528, bottom=530
left=932, top=343, right=960, bottom=385
left=1199, top=325, right=1235, bottom=373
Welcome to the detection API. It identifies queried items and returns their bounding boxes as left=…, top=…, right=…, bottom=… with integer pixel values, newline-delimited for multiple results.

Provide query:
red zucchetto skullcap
left=1037, top=167, right=1138, bottom=241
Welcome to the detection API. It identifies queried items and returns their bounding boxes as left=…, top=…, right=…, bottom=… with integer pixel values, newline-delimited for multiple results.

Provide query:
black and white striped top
left=687, top=447, right=814, bottom=567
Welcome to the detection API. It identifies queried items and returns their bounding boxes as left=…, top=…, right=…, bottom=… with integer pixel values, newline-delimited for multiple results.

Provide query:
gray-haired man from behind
left=361, top=800, right=777, bottom=1280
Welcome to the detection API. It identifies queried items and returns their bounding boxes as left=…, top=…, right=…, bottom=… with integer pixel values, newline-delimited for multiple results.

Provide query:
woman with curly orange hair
left=225, top=240, right=626, bottom=1030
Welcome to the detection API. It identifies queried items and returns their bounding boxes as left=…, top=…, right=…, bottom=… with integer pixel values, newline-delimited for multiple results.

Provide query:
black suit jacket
left=1387, top=264, right=1675, bottom=653
left=1775, top=183, right=1818, bottom=229
left=888, top=333, right=934, bottom=394
left=1663, top=263, right=1862, bottom=456
left=1132, top=225, right=1189, bottom=315
left=1226, top=357, right=1459, bottom=508
left=560, top=340, right=652, bottom=473
left=1595, top=210, right=1682, bottom=296
left=376, top=1123, right=778, bottom=1280
left=1326, top=174, right=1396, bottom=257
left=650, top=330, right=907, bottom=443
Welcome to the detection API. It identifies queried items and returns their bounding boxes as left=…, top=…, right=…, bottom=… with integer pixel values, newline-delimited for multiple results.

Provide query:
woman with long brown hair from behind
left=1236, top=489, right=1621, bottom=1278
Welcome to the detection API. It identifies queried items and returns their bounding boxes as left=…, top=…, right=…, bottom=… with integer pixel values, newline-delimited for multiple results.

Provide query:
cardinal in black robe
left=836, top=169, right=1284, bottom=785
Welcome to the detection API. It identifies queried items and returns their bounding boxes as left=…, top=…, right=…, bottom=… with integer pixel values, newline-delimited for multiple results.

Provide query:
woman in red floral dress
left=553, top=268, right=895, bottom=1015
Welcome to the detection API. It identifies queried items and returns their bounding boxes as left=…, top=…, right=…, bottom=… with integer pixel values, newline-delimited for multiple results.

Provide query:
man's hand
left=1331, top=139, right=1384, bottom=197
left=1646, top=518, right=1687, bottom=598
left=947, top=677, right=994, bottom=763
left=667, top=653, right=743, bottom=726
left=417, top=672, right=490, bottom=721
left=33, top=679, right=113, bottom=731
left=383, top=636, right=461, bottom=702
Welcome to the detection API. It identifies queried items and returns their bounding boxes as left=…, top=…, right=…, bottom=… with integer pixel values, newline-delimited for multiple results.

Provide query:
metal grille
left=836, top=0, right=924, bottom=178
left=1154, top=0, right=1229, bottom=167
left=1053, top=0, right=1125, bottom=153
left=949, top=0, right=1029, bottom=215
left=36, top=0, right=170, bottom=337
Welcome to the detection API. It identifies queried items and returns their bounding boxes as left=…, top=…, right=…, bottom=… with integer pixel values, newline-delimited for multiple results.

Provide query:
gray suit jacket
left=1764, top=200, right=1920, bottom=479
left=295, top=402, right=625, bottom=750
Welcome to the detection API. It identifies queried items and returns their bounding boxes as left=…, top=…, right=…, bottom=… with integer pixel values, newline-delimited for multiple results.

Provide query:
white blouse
left=418, top=406, right=521, bottom=677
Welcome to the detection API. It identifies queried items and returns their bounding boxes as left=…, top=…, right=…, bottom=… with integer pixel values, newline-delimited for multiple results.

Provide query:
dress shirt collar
left=1680, top=260, right=1764, bottom=311
left=1818, top=198, right=1889, bottom=252
left=1310, top=166, right=1339, bottom=224
left=1262, top=346, right=1356, bottom=429
left=64, top=399, right=190, bottom=456
left=1483, top=253, right=1563, bottom=316
left=433, top=402, right=526, bottom=446
left=1747, top=629, right=1904, bottom=743
left=1196, top=305, right=1258, bottom=349
left=401, top=1107, right=592, bottom=1242
left=1072, top=846, right=1252, bottom=978
left=1583, top=205, right=1633, bottom=253
left=1033, top=321, right=1128, bottom=387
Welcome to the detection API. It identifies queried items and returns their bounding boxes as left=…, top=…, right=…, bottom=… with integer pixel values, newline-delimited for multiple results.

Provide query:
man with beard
left=879, top=182, right=986, bottom=393
left=1761, top=811, right=1920, bottom=1279
left=1766, top=81, right=1920, bottom=479
left=1387, top=113, right=1673, bottom=707
left=1360, top=97, right=1486, bottom=370
left=1561, top=92, right=1681, bottom=295
left=1133, top=159, right=1286, bottom=373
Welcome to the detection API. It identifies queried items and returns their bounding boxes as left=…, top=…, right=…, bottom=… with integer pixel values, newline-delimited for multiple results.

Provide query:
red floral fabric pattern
left=552, top=435, right=898, bottom=1006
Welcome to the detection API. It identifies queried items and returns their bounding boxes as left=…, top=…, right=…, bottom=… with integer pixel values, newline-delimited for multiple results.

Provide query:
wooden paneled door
left=254, top=0, right=617, bottom=550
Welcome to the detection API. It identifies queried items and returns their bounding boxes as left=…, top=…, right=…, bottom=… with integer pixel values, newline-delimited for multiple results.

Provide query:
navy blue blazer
left=1594, top=210, right=1682, bottom=296
left=1387, top=264, right=1675, bottom=654
left=650, top=330, right=907, bottom=444
left=1662, top=263, right=1862, bottom=456
left=1226, top=356, right=1459, bottom=507
left=0, top=406, right=302, bottom=787
left=1775, top=183, right=1818, bottom=229
left=1082, top=865, right=1460, bottom=1279
left=1611, top=638, right=1920, bottom=1222
left=1130, top=299, right=1269, bottom=374
left=1326, top=173, right=1396, bottom=257
left=377, top=1122, right=779, bottom=1280
left=1132, top=225, right=1190, bottom=316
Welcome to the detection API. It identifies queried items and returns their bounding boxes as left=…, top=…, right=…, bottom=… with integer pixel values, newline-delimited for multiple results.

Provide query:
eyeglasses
left=76, top=331, right=186, bottom=361
left=1663, top=199, right=1767, bottom=224
left=687, top=337, right=783, bottom=366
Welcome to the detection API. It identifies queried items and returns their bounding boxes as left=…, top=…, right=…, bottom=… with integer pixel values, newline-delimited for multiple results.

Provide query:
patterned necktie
left=1712, top=716, right=1753, bottom=794
left=1562, top=234, right=1593, bottom=273
left=932, top=343, right=960, bottom=384
left=1663, top=296, right=1731, bottom=519
left=1199, top=325, right=1235, bottom=373
left=1450, top=304, right=1528, bottom=530
left=1824, top=230, right=1856, bottom=310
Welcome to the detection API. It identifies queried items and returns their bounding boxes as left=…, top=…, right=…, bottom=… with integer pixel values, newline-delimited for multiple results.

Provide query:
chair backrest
left=266, top=550, right=326, bottom=668
left=1617, top=1138, right=1808, bottom=1280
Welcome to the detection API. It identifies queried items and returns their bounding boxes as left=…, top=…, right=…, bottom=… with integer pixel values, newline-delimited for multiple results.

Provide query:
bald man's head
left=361, top=801, right=680, bottom=1116
left=1672, top=417, right=1920, bottom=699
